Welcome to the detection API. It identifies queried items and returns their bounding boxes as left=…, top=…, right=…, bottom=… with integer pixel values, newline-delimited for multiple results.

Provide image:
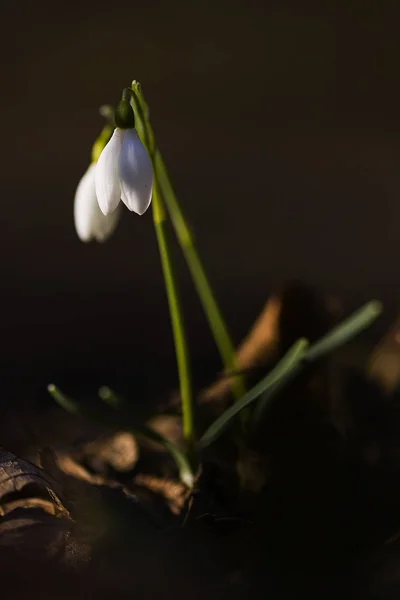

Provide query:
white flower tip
left=126, top=183, right=153, bottom=216
left=136, top=196, right=153, bottom=216
left=74, top=163, right=122, bottom=243
left=119, top=129, right=154, bottom=216
left=77, top=234, right=92, bottom=243
left=95, top=129, right=124, bottom=216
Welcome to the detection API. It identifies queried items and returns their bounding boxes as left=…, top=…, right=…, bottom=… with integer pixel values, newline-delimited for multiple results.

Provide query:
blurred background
left=1, top=0, right=400, bottom=401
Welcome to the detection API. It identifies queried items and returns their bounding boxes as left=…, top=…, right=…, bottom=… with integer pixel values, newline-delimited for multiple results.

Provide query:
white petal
left=95, top=129, right=123, bottom=215
left=74, top=163, right=122, bottom=243
left=118, top=129, right=154, bottom=215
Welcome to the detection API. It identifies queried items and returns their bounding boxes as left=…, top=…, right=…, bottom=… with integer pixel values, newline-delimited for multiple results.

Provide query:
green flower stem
left=153, top=151, right=246, bottom=401
left=131, top=83, right=246, bottom=402
left=127, top=85, right=196, bottom=468
left=152, top=180, right=197, bottom=471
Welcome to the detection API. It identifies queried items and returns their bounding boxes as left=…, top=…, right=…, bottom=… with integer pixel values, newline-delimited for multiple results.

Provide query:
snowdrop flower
left=74, top=163, right=122, bottom=243
left=95, top=96, right=154, bottom=217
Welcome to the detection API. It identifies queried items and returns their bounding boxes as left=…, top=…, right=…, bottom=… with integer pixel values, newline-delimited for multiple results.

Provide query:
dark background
left=1, top=0, right=400, bottom=398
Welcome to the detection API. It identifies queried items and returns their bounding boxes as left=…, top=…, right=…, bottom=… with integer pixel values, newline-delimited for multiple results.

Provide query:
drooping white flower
left=95, top=128, right=154, bottom=217
left=74, top=163, right=122, bottom=243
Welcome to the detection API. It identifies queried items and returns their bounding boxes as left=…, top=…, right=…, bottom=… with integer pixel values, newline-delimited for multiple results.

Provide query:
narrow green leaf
left=305, top=300, right=382, bottom=363
left=251, top=301, right=383, bottom=430
left=98, top=385, right=124, bottom=410
left=47, top=384, right=195, bottom=488
left=199, top=301, right=383, bottom=448
left=199, top=339, right=309, bottom=449
left=47, top=384, right=80, bottom=414
left=252, top=340, right=309, bottom=424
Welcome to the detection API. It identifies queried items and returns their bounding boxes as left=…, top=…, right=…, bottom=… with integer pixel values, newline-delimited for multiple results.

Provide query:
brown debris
left=368, top=316, right=400, bottom=392
left=201, top=281, right=340, bottom=405
left=145, top=414, right=184, bottom=449
left=82, top=431, right=139, bottom=472
left=201, top=294, right=281, bottom=403
left=133, top=474, right=189, bottom=516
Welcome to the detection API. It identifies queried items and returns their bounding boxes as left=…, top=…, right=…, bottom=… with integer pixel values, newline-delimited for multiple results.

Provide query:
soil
left=1, top=282, right=400, bottom=599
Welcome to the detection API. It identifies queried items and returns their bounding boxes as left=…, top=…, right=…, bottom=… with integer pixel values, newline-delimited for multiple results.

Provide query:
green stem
left=152, top=181, right=197, bottom=469
left=129, top=85, right=197, bottom=464
left=131, top=83, right=246, bottom=402
left=154, top=153, right=246, bottom=401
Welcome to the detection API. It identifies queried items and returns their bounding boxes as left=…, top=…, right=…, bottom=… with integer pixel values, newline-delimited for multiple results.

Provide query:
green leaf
left=199, top=300, right=383, bottom=447
left=98, top=385, right=124, bottom=410
left=47, top=384, right=195, bottom=488
left=252, top=340, right=310, bottom=425
left=251, top=301, right=383, bottom=429
left=47, top=384, right=81, bottom=414
left=199, top=339, right=309, bottom=449
left=305, top=300, right=382, bottom=363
